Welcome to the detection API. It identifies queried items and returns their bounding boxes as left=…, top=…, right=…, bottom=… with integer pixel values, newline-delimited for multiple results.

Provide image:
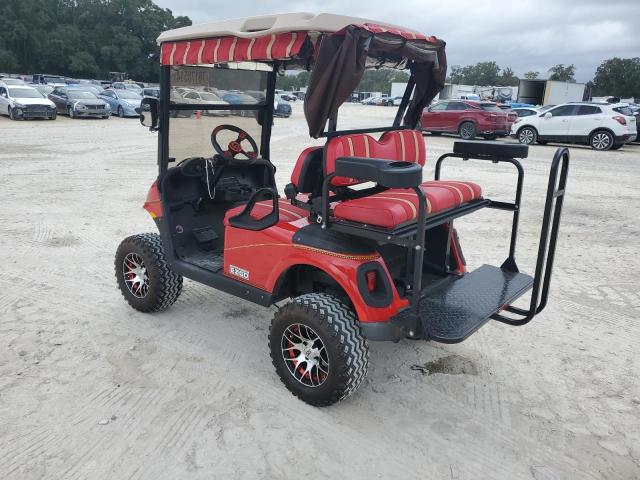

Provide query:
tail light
left=365, top=270, right=377, bottom=292
left=613, top=116, right=627, bottom=126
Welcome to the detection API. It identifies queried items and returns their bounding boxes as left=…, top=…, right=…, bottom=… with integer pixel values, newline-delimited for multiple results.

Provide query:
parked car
left=181, top=90, right=230, bottom=115
left=512, top=107, right=540, bottom=118
left=634, top=110, right=640, bottom=142
left=99, top=89, right=142, bottom=117
left=279, top=92, right=297, bottom=102
left=32, top=74, right=66, bottom=86
left=31, top=84, right=54, bottom=97
left=0, top=84, right=56, bottom=120
left=48, top=87, right=111, bottom=118
left=274, top=94, right=292, bottom=117
left=420, top=100, right=512, bottom=140
left=363, top=95, right=393, bottom=106
left=68, top=84, right=104, bottom=97
left=511, top=102, right=637, bottom=150
left=143, top=87, right=160, bottom=98
left=0, top=77, right=26, bottom=86
left=112, top=82, right=144, bottom=95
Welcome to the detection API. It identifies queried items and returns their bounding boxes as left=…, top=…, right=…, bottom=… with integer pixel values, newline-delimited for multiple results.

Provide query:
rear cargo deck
left=415, top=265, right=533, bottom=343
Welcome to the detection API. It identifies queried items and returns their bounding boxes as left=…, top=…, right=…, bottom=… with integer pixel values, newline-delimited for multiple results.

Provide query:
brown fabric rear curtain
left=304, top=26, right=447, bottom=138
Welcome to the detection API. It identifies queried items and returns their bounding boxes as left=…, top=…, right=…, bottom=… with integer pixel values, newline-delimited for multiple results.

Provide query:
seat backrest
left=325, top=130, right=425, bottom=187
left=290, top=146, right=323, bottom=194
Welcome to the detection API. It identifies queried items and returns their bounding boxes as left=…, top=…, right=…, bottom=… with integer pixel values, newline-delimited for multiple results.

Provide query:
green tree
left=592, top=57, right=640, bottom=98
left=496, top=67, right=519, bottom=86
left=0, top=0, right=192, bottom=82
left=524, top=71, right=539, bottom=79
left=548, top=64, right=576, bottom=82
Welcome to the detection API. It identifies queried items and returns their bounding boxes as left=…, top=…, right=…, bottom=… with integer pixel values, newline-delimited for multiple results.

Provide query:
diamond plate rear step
left=418, top=265, right=533, bottom=343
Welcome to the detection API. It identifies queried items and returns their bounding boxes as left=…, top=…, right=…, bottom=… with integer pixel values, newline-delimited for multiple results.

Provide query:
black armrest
left=228, top=187, right=279, bottom=231
left=335, top=157, right=422, bottom=189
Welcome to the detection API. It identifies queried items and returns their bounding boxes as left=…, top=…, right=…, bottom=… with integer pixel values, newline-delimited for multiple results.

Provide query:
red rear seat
left=289, top=129, right=482, bottom=229
left=332, top=180, right=482, bottom=228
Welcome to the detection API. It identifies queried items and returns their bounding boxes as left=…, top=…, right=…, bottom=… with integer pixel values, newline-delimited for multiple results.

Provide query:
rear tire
left=459, top=121, right=476, bottom=140
left=115, top=233, right=183, bottom=312
left=517, top=126, right=537, bottom=145
left=269, top=293, right=369, bottom=406
left=590, top=130, right=613, bottom=151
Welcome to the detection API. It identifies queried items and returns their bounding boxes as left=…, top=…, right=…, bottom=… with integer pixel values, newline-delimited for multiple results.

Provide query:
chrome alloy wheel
left=592, top=132, right=611, bottom=150
left=123, top=253, right=149, bottom=298
left=519, top=128, right=535, bottom=144
left=281, top=323, right=329, bottom=387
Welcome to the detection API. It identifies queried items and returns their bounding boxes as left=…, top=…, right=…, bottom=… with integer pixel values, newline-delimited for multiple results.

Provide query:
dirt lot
left=1, top=104, right=639, bottom=480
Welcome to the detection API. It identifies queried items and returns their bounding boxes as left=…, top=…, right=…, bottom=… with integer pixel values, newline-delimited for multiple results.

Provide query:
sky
left=155, top=0, right=640, bottom=83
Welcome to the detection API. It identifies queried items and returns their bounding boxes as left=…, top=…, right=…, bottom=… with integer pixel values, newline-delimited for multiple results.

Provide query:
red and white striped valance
left=160, top=31, right=308, bottom=66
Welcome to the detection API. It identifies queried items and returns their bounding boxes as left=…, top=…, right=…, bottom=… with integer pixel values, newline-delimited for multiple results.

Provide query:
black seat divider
left=335, top=156, right=422, bottom=189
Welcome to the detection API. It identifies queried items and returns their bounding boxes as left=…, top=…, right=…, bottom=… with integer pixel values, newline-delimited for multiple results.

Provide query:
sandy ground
left=1, top=103, right=639, bottom=480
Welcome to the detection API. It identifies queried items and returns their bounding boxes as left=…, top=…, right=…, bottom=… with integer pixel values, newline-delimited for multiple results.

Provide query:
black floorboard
left=419, top=264, right=533, bottom=343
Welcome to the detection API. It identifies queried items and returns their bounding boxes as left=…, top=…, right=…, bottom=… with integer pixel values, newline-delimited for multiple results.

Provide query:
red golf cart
left=116, top=13, right=569, bottom=406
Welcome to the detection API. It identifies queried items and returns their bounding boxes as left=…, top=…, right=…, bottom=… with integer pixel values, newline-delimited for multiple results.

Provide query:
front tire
left=115, top=233, right=183, bottom=312
left=517, top=126, right=537, bottom=145
left=68, top=106, right=74, bottom=119
left=9, top=108, right=18, bottom=120
left=269, top=293, right=369, bottom=406
left=118, top=106, right=125, bottom=118
left=459, top=121, right=476, bottom=140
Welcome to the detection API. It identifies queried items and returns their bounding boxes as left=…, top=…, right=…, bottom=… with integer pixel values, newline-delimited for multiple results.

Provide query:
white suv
left=511, top=102, right=637, bottom=150
left=0, top=83, right=57, bottom=120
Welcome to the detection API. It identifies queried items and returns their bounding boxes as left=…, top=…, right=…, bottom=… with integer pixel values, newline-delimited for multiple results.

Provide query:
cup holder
left=388, top=161, right=414, bottom=168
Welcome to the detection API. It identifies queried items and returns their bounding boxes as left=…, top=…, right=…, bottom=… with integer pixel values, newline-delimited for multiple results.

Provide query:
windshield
left=9, top=88, right=43, bottom=98
left=118, top=90, right=141, bottom=99
left=68, top=90, right=98, bottom=99
left=169, top=65, right=268, bottom=162
left=479, top=103, right=502, bottom=112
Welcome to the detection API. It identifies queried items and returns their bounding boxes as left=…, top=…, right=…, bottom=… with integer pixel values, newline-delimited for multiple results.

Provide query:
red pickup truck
left=420, top=100, right=513, bottom=140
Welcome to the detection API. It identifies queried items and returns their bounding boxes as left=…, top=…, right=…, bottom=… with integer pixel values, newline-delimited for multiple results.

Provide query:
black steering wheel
left=211, top=125, right=259, bottom=162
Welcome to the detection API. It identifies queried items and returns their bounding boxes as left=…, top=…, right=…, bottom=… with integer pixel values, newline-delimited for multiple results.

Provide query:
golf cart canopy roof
left=158, top=12, right=447, bottom=137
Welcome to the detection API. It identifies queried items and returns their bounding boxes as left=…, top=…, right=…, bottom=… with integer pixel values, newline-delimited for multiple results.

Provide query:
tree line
left=449, top=59, right=640, bottom=98
left=0, top=0, right=191, bottom=82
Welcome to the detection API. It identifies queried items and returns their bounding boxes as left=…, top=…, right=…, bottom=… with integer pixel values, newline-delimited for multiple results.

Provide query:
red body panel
left=222, top=214, right=409, bottom=323
left=143, top=181, right=163, bottom=218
